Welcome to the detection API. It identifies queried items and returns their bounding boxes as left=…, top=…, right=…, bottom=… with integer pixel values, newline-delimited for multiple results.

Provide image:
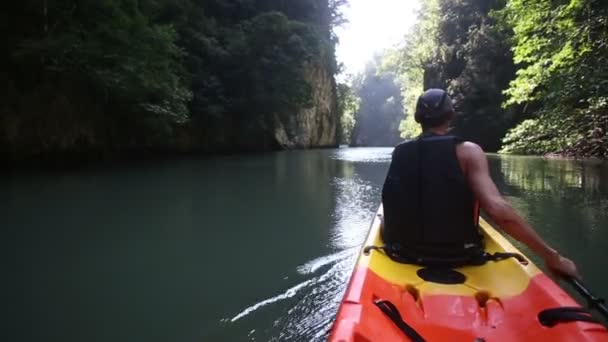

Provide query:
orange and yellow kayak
left=329, top=206, right=608, bottom=341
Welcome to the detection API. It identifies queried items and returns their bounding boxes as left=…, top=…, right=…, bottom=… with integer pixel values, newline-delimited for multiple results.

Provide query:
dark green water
left=5, top=148, right=608, bottom=341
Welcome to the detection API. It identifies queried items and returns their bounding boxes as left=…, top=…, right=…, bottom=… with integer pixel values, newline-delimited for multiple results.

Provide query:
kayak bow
left=329, top=206, right=608, bottom=342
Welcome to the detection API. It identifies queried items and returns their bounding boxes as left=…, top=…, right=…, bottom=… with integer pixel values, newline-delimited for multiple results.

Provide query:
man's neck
left=427, top=126, right=449, bottom=135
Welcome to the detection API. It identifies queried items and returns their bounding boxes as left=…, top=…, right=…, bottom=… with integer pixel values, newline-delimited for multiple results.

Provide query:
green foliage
left=399, top=113, right=422, bottom=139
left=1, top=0, right=193, bottom=154
left=501, top=97, right=608, bottom=158
left=499, top=0, right=608, bottom=157
left=447, top=10, right=521, bottom=152
left=501, top=118, right=573, bottom=155
left=387, top=0, right=440, bottom=139
left=336, top=82, right=359, bottom=144
left=500, top=0, right=587, bottom=105
left=171, top=2, right=332, bottom=148
left=239, top=13, right=319, bottom=119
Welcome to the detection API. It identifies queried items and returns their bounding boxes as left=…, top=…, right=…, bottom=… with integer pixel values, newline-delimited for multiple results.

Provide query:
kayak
left=329, top=206, right=608, bottom=342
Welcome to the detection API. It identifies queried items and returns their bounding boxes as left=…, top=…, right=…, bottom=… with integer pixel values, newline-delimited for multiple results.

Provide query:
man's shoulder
left=458, top=141, right=484, bottom=153
left=456, top=141, right=486, bottom=163
left=396, top=138, right=417, bottom=146
left=389, top=139, right=417, bottom=160
left=393, top=139, right=417, bottom=150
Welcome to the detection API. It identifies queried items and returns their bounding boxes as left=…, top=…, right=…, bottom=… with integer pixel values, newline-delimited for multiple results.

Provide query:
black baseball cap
left=414, top=88, right=454, bottom=124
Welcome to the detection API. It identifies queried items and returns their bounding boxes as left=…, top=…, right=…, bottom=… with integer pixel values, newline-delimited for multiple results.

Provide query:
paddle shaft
left=566, top=277, right=608, bottom=319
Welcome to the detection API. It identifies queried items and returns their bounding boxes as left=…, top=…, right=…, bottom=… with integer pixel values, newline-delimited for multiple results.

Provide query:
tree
left=336, top=82, right=359, bottom=144
left=1, top=0, right=191, bottom=157
left=498, top=0, right=608, bottom=158
left=388, top=0, right=441, bottom=140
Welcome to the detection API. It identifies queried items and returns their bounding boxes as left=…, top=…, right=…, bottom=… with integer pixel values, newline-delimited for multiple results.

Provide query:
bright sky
left=334, top=0, right=421, bottom=77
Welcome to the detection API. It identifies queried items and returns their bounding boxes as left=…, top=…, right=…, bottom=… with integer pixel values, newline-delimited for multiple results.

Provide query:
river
left=5, top=148, right=608, bottom=342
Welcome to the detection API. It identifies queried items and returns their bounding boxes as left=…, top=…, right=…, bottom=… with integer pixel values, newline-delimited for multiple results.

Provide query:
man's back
left=381, top=134, right=482, bottom=259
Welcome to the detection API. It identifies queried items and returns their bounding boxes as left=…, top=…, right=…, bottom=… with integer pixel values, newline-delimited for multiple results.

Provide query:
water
left=4, top=149, right=608, bottom=342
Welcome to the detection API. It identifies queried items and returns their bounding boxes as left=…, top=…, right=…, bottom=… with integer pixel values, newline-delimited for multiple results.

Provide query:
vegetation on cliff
left=1, top=0, right=343, bottom=162
left=336, top=82, right=358, bottom=145
left=498, top=0, right=608, bottom=158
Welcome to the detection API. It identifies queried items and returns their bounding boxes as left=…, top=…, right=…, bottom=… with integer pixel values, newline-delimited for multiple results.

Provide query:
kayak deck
left=329, top=207, right=608, bottom=341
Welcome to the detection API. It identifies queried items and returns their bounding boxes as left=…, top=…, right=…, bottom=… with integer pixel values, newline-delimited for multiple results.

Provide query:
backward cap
left=414, top=88, right=454, bottom=123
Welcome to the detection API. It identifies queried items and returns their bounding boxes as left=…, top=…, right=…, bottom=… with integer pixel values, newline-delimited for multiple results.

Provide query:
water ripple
left=224, top=247, right=360, bottom=341
left=297, top=248, right=357, bottom=275
left=228, top=279, right=315, bottom=323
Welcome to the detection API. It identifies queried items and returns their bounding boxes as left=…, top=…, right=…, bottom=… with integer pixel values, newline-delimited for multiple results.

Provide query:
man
left=381, top=88, right=579, bottom=277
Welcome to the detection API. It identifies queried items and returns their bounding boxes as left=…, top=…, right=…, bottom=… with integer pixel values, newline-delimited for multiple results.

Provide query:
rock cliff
left=274, top=63, right=338, bottom=149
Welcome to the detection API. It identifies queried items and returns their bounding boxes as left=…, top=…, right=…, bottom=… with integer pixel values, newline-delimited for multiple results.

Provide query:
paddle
left=565, top=277, right=608, bottom=320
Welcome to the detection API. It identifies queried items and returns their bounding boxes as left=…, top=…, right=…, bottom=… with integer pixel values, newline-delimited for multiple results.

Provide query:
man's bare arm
left=460, top=143, right=579, bottom=277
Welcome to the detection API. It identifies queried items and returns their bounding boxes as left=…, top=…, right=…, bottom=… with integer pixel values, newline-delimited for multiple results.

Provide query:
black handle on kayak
left=565, top=277, right=608, bottom=320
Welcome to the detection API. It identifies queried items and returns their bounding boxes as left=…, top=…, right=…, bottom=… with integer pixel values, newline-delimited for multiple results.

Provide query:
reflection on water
left=490, top=154, right=608, bottom=194
left=5, top=149, right=607, bottom=342
left=488, top=155, right=608, bottom=288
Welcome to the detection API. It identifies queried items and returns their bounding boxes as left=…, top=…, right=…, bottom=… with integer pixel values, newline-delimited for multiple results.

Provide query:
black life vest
left=381, top=134, right=483, bottom=260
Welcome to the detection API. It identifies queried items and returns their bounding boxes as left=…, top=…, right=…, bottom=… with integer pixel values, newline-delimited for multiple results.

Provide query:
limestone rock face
left=274, top=62, right=338, bottom=149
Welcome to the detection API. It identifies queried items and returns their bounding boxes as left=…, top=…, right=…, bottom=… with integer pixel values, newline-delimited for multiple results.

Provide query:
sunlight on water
left=331, top=147, right=393, bottom=163
left=225, top=148, right=391, bottom=341
left=275, top=174, right=383, bottom=341
left=330, top=178, right=378, bottom=250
